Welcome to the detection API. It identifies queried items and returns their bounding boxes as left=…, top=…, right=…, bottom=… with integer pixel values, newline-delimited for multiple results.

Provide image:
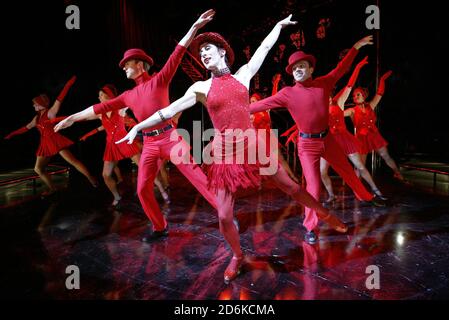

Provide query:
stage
left=1, top=165, right=448, bottom=300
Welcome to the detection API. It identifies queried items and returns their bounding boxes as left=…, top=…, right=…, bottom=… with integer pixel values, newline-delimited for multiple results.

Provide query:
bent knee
left=102, top=172, right=114, bottom=179
left=34, top=167, right=44, bottom=175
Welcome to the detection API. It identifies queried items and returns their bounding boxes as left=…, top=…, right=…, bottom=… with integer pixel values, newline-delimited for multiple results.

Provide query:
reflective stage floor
left=1, top=166, right=448, bottom=300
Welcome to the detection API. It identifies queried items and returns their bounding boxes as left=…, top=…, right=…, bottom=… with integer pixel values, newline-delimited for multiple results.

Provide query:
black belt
left=299, top=128, right=329, bottom=139
left=142, top=124, right=173, bottom=137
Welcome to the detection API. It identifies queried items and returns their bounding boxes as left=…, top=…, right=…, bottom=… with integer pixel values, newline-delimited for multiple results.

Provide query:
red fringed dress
left=36, top=110, right=73, bottom=157
left=353, top=103, right=388, bottom=154
left=101, top=110, right=141, bottom=161
left=203, top=74, right=263, bottom=194
left=328, top=104, right=361, bottom=155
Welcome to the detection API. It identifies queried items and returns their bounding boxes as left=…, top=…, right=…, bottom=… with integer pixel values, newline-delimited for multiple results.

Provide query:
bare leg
left=114, top=166, right=123, bottom=184
left=348, top=152, right=384, bottom=196
left=357, top=153, right=368, bottom=178
left=217, top=189, right=241, bottom=257
left=59, top=149, right=98, bottom=186
left=320, top=157, right=335, bottom=202
left=131, top=153, right=141, bottom=167
left=34, top=156, right=55, bottom=191
left=154, top=176, right=170, bottom=203
left=103, top=161, right=121, bottom=205
left=376, top=146, right=403, bottom=179
left=216, top=188, right=244, bottom=283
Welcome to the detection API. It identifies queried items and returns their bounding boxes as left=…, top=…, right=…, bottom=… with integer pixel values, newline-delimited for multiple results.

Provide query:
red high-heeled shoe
left=224, top=255, right=244, bottom=284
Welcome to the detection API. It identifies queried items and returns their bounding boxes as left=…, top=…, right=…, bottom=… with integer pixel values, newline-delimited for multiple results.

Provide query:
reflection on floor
left=1, top=165, right=449, bottom=299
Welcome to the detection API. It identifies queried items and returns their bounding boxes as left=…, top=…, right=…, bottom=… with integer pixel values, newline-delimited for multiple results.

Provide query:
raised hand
left=380, top=70, right=393, bottom=80
left=277, top=14, right=298, bottom=29
left=354, top=35, right=374, bottom=50
left=272, top=73, right=281, bottom=84
left=193, top=9, right=215, bottom=29
left=356, top=56, right=369, bottom=68
left=66, top=75, right=77, bottom=87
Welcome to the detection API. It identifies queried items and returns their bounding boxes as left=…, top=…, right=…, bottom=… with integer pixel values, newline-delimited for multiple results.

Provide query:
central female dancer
left=117, top=15, right=347, bottom=283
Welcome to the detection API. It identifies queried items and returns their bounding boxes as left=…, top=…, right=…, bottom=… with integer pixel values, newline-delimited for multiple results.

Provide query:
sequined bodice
left=206, top=74, right=253, bottom=132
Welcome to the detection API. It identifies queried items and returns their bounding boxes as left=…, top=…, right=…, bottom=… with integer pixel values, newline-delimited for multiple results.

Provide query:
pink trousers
left=138, top=129, right=217, bottom=231
left=297, top=133, right=373, bottom=231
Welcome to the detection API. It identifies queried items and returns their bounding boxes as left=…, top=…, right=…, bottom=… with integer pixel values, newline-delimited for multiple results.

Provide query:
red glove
left=79, top=128, right=98, bottom=141
left=285, top=129, right=299, bottom=146
left=281, top=124, right=298, bottom=137
left=49, top=116, right=68, bottom=124
left=57, top=75, right=77, bottom=102
left=377, top=70, right=392, bottom=96
left=347, top=56, right=368, bottom=88
left=4, top=126, right=29, bottom=139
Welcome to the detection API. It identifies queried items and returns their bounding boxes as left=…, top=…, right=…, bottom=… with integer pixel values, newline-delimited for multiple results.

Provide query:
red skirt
left=104, top=139, right=141, bottom=161
left=202, top=131, right=263, bottom=194
left=332, top=131, right=361, bottom=155
left=356, top=131, right=388, bottom=154
left=36, top=133, right=73, bottom=157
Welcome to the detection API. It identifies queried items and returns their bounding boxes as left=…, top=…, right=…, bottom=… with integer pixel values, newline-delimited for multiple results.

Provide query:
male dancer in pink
left=55, top=10, right=217, bottom=242
left=249, top=36, right=381, bottom=244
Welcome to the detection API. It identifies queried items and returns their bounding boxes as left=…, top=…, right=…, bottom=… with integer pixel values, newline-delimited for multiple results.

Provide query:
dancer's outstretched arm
left=79, top=126, right=104, bottom=141
left=116, top=83, right=203, bottom=144
left=236, top=15, right=297, bottom=85
left=178, top=9, right=215, bottom=48
left=157, top=9, right=215, bottom=85
left=4, top=116, right=37, bottom=139
left=54, top=106, right=97, bottom=131
left=325, top=35, right=373, bottom=86
left=336, top=56, right=368, bottom=110
left=48, top=76, right=77, bottom=119
left=370, top=70, right=392, bottom=110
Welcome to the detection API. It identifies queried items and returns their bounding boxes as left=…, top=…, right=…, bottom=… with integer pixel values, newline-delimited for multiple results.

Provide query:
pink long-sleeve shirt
left=250, top=47, right=359, bottom=134
left=93, top=45, right=187, bottom=132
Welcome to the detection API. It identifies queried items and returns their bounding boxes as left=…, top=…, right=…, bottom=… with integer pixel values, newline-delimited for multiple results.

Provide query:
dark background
left=1, top=0, right=447, bottom=174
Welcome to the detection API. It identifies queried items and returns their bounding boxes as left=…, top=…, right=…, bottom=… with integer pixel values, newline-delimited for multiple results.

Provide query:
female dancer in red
left=4, top=76, right=98, bottom=195
left=79, top=84, right=170, bottom=207
left=320, top=57, right=387, bottom=202
left=117, top=15, right=347, bottom=283
left=345, top=70, right=404, bottom=180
